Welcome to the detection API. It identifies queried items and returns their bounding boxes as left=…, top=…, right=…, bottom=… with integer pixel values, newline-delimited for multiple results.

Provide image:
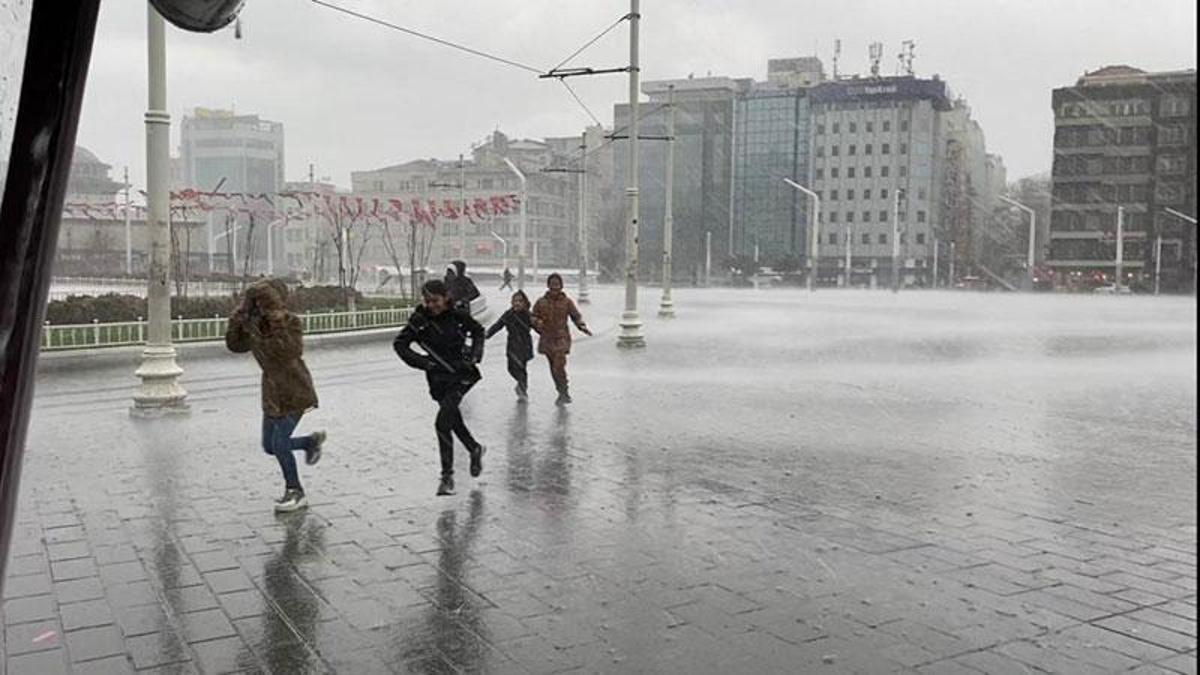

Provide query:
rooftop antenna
left=869, top=42, right=883, bottom=78
left=833, top=39, right=842, bottom=80
left=902, top=40, right=916, bottom=76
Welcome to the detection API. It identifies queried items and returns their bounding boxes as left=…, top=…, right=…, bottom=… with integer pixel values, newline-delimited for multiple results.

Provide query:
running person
left=499, top=267, right=514, bottom=291
left=486, top=290, right=535, bottom=401
left=445, top=260, right=481, bottom=312
left=394, top=280, right=487, bottom=495
left=531, top=273, right=591, bottom=405
left=225, top=279, right=326, bottom=512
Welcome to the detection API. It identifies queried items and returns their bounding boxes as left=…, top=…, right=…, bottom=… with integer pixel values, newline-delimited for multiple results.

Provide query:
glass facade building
left=733, top=88, right=810, bottom=263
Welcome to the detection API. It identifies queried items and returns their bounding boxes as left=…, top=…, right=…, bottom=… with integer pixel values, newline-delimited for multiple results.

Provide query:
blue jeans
left=262, top=413, right=314, bottom=491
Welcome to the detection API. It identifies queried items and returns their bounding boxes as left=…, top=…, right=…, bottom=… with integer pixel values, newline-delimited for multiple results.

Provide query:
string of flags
left=62, top=190, right=522, bottom=228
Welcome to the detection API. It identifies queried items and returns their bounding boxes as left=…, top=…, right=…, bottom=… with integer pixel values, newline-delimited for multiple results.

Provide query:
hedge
left=45, top=285, right=406, bottom=324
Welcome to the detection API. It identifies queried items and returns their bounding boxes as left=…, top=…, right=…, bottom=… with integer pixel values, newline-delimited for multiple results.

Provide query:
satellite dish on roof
left=150, top=0, right=245, bottom=32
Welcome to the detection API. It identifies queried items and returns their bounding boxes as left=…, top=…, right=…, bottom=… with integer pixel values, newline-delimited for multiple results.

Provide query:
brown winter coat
left=225, top=279, right=318, bottom=417
left=531, top=291, right=586, bottom=355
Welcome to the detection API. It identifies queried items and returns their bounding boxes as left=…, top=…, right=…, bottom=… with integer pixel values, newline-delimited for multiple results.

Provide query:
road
left=4, top=286, right=1196, bottom=673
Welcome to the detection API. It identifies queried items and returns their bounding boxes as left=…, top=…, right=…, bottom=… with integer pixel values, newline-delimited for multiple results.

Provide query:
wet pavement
left=4, top=287, right=1196, bottom=674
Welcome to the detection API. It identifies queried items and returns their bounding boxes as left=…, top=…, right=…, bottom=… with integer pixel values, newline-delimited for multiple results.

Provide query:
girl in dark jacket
left=394, top=280, right=487, bottom=496
left=486, top=290, right=535, bottom=401
left=225, top=279, right=326, bottom=513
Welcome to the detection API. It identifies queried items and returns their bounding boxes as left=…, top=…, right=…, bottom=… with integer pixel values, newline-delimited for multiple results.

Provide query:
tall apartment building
left=1049, top=66, right=1196, bottom=291
left=808, top=76, right=995, bottom=287
left=614, top=76, right=739, bottom=280
left=179, top=107, right=284, bottom=195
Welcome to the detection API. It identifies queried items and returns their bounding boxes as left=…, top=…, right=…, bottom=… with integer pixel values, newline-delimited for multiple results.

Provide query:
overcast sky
left=75, top=0, right=1196, bottom=191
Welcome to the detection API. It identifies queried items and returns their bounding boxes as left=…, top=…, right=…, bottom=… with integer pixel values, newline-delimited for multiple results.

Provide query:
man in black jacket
left=394, top=280, right=487, bottom=495
left=445, top=260, right=481, bottom=312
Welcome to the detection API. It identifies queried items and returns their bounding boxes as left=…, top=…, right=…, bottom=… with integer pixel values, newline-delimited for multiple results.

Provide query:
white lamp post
left=501, top=157, right=526, bottom=290
left=783, top=178, right=820, bottom=292
left=999, top=195, right=1037, bottom=291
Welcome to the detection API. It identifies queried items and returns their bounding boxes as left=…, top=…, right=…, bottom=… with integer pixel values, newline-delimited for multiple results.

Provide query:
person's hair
left=422, top=279, right=449, bottom=297
left=511, top=290, right=530, bottom=305
left=546, top=273, right=564, bottom=287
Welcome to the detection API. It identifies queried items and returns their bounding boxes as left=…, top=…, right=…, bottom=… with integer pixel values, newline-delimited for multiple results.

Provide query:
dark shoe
left=555, top=390, right=572, bottom=406
left=305, top=431, right=327, bottom=466
left=515, top=384, right=528, bottom=402
left=437, top=475, right=455, bottom=496
left=273, top=488, right=308, bottom=513
left=469, top=444, right=486, bottom=478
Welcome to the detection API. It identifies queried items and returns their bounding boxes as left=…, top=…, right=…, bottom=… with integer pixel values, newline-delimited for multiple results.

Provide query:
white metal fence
left=41, top=307, right=413, bottom=351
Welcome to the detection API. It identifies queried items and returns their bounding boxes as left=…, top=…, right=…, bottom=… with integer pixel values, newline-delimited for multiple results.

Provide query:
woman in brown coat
left=531, top=273, right=591, bottom=405
left=225, top=279, right=325, bottom=512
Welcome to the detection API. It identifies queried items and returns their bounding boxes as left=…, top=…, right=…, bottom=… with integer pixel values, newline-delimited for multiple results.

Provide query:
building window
left=917, top=210, right=926, bottom=223
left=832, top=145, right=840, bottom=157
left=847, top=189, right=855, bottom=200
left=883, top=120, right=891, bottom=132
left=830, top=211, right=839, bottom=223
left=1158, top=155, right=1186, bottom=175
left=816, top=146, right=825, bottom=157
left=1157, top=182, right=1184, bottom=203
left=865, top=144, right=873, bottom=155
left=881, top=166, right=890, bottom=177
left=879, top=233, right=888, bottom=244
left=1158, top=125, right=1186, bottom=146
left=832, top=167, right=840, bottom=178
left=830, top=189, right=839, bottom=201
left=849, top=144, right=857, bottom=156
left=849, top=122, right=857, bottom=133
left=864, top=166, right=873, bottom=178
left=815, top=168, right=824, bottom=179
left=900, top=119, right=910, bottom=132
left=863, top=189, right=872, bottom=200
left=866, top=121, right=874, bottom=132
left=863, top=211, right=872, bottom=222
left=899, top=143, right=908, bottom=155
left=829, top=233, right=838, bottom=244
left=847, top=167, right=856, bottom=178
left=1161, top=97, right=1190, bottom=117
left=916, top=233, right=926, bottom=245
left=817, top=124, right=826, bottom=135
left=862, top=233, right=871, bottom=244
left=879, top=210, right=889, bottom=222
left=917, top=188, right=926, bottom=200
left=881, top=188, right=889, bottom=200
left=833, top=122, right=840, bottom=133
left=899, top=166, right=908, bottom=177
left=846, top=211, right=855, bottom=223
left=882, top=143, right=891, bottom=155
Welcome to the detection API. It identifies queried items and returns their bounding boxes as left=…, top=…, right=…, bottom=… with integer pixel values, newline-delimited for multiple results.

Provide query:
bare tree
left=379, top=217, right=410, bottom=302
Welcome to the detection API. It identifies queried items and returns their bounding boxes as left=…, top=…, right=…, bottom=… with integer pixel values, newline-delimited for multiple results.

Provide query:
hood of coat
left=451, top=260, right=467, bottom=277
left=247, top=278, right=289, bottom=314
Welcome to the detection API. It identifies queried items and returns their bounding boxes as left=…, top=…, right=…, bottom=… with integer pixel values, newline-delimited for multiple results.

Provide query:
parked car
left=1093, top=284, right=1133, bottom=295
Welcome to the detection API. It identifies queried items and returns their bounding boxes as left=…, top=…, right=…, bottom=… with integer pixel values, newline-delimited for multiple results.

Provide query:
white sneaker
left=273, top=489, right=308, bottom=513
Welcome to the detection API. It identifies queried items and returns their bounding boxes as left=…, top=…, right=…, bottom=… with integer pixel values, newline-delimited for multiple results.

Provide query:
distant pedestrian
left=445, top=260, right=481, bottom=313
left=225, top=278, right=326, bottom=513
left=394, top=280, right=487, bottom=496
left=500, top=267, right=514, bottom=291
left=486, top=290, right=535, bottom=401
left=531, top=273, right=591, bottom=405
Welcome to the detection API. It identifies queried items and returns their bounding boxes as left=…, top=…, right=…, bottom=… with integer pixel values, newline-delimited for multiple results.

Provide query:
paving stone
left=66, top=624, right=126, bottom=663
left=60, top=599, right=115, bottom=631
left=5, top=648, right=70, bottom=675
left=3, top=594, right=57, bottom=624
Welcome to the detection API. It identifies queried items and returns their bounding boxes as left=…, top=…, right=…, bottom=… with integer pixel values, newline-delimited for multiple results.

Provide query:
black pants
left=435, top=389, right=478, bottom=476
left=507, top=356, right=528, bottom=391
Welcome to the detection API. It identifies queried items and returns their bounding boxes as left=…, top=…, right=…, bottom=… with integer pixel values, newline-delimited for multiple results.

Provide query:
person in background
left=225, top=278, right=326, bottom=512
left=445, top=260, right=481, bottom=312
left=394, top=280, right=487, bottom=496
left=486, top=290, right=535, bottom=401
left=531, top=273, right=591, bottom=405
left=500, top=267, right=514, bottom=291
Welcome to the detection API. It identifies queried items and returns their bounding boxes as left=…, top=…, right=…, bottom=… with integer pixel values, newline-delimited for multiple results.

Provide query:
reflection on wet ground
left=6, top=288, right=1197, bottom=673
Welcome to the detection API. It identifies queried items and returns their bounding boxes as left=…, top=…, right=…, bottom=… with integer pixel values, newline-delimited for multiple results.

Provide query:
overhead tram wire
left=310, top=0, right=545, bottom=75
left=550, top=12, right=632, bottom=73
left=560, top=80, right=603, bottom=127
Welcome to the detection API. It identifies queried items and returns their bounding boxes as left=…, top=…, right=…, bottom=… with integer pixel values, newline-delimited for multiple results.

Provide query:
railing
left=41, top=306, right=413, bottom=352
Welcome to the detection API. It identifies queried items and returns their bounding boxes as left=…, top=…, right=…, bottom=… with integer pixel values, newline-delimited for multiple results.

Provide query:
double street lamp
left=998, top=195, right=1037, bottom=291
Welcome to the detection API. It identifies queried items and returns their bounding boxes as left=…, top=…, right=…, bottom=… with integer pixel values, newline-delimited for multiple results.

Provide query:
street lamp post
left=659, top=85, right=676, bottom=318
left=892, top=188, right=905, bottom=293
left=265, top=216, right=286, bottom=276
left=1116, top=205, right=1125, bottom=291
left=123, top=166, right=133, bottom=274
left=578, top=131, right=591, bottom=304
left=999, top=195, right=1037, bottom=291
left=617, top=0, right=645, bottom=348
left=490, top=231, right=508, bottom=270
left=783, top=178, right=820, bottom=292
left=1163, top=207, right=1198, bottom=293
left=132, top=5, right=186, bottom=416
left=501, top=157, right=526, bottom=290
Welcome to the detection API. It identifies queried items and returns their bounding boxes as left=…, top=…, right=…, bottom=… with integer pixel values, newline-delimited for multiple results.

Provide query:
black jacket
left=486, top=309, right=534, bottom=363
left=394, top=306, right=485, bottom=398
left=446, top=261, right=480, bottom=309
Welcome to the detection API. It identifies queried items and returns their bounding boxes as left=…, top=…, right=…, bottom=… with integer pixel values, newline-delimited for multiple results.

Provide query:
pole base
left=658, top=299, right=675, bottom=318
left=578, top=286, right=590, bottom=304
left=616, top=311, right=645, bottom=349
left=131, top=344, right=189, bottom=417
